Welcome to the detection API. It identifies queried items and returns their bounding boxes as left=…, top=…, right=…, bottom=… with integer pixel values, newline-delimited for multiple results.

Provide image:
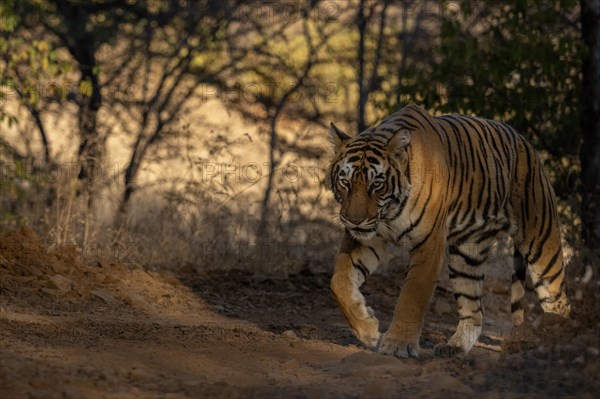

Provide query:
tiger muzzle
left=340, top=187, right=379, bottom=230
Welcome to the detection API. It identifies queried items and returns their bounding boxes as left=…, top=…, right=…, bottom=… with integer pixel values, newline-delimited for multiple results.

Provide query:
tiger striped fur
left=326, top=104, right=570, bottom=358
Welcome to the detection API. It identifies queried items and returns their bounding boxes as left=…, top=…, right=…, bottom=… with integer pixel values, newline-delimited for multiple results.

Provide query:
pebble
left=280, top=358, right=300, bottom=371
left=47, top=274, right=73, bottom=292
left=40, top=288, right=61, bottom=296
left=572, top=355, right=585, bottom=366
left=471, top=374, right=487, bottom=386
left=91, top=288, right=116, bottom=304
left=62, top=386, right=83, bottom=399
left=586, top=347, right=599, bottom=357
left=282, top=330, right=298, bottom=339
left=124, top=293, right=149, bottom=309
left=128, top=367, right=154, bottom=381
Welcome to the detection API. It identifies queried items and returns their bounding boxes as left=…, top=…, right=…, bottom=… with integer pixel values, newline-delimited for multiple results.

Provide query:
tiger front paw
left=433, top=343, right=465, bottom=358
left=352, top=315, right=381, bottom=349
left=377, top=332, right=419, bottom=359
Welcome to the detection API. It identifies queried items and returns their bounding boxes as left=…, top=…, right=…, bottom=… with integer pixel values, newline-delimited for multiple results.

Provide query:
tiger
left=326, top=104, right=570, bottom=358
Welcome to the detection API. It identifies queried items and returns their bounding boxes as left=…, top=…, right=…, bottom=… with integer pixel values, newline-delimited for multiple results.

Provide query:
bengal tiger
left=326, top=104, right=570, bottom=358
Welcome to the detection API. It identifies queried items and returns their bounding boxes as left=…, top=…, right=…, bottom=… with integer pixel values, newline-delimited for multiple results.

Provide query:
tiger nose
left=346, top=216, right=363, bottom=224
left=342, top=213, right=365, bottom=225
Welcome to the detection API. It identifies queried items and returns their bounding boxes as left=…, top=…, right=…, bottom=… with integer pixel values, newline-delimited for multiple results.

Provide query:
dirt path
left=1, top=228, right=599, bottom=398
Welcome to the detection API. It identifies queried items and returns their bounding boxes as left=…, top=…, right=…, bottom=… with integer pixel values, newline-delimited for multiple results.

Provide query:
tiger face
left=327, top=123, right=412, bottom=241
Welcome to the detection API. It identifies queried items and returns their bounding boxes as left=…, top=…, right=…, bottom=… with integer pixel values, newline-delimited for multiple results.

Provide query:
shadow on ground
left=1, top=227, right=599, bottom=398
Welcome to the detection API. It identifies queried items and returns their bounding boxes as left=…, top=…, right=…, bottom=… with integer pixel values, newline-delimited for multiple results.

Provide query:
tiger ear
left=387, top=129, right=411, bottom=155
left=329, top=122, right=351, bottom=153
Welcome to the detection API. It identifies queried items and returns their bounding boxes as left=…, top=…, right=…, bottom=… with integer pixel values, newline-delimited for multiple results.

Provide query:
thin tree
left=356, top=0, right=389, bottom=132
left=580, top=0, right=600, bottom=250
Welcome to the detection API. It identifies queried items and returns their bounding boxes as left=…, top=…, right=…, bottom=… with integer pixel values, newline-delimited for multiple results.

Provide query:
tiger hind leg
left=434, top=243, right=485, bottom=358
left=523, top=240, right=571, bottom=319
left=511, top=167, right=571, bottom=319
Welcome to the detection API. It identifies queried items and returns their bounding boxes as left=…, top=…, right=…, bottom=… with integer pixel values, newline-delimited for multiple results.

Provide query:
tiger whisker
left=377, top=221, right=397, bottom=242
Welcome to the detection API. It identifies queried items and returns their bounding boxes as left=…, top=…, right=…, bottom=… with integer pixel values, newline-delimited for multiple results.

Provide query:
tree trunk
left=118, top=135, right=145, bottom=217
left=76, top=64, right=103, bottom=193
left=356, top=0, right=367, bottom=132
left=580, top=0, right=600, bottom=249
left=50, top=1, right=103, bottom=200
left=356, top=0, right=388, bottom=133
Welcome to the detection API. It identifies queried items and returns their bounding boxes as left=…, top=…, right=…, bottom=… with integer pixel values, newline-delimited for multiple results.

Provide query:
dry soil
left=1, top=227, right=599, bottom=398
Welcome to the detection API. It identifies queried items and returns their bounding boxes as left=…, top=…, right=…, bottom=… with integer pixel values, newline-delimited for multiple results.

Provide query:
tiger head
left=326, top=123, right=412, bottom=241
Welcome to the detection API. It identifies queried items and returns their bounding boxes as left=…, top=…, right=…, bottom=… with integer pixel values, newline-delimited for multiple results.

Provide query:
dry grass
left=0, top=123, right=340, bottom=275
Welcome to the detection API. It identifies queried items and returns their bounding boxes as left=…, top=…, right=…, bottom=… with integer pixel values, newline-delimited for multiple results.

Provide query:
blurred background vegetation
left=1, top=0, right=598, bottom=272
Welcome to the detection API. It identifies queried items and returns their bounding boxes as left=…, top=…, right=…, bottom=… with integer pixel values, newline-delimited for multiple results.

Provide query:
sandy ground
left=1, top=227, right=599, bottom=399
